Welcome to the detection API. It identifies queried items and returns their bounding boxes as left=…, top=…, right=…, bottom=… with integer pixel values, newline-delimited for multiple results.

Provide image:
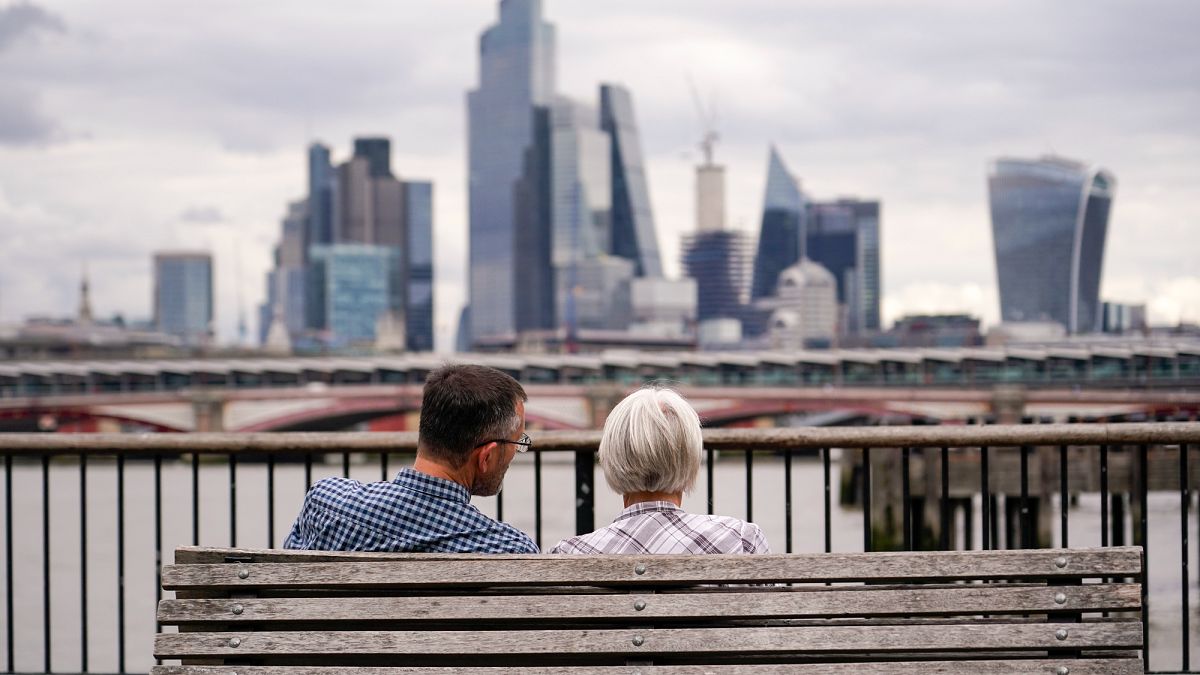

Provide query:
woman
left=551, top=386, right=769, bottom=554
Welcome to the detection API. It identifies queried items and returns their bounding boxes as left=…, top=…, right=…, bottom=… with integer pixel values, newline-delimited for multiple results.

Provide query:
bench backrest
left=154, top=545, right=1144, bottom=673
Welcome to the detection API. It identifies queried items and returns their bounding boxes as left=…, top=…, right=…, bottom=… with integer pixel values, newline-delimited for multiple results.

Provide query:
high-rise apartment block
left=153, top=251, right=213, bottom=347
left=260, top=138, right=433, bottom=351
left=988, top=156, right=1114, bottom=334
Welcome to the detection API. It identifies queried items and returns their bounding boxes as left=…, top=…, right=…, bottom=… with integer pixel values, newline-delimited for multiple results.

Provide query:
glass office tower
left=153, top=252, right=213, bottom=346
left=513, top=106, right=555, bottom=332
left=751, top=146, right=805, bottom=301
left=805, top=198, right=881, bottom=334
left=403, top=181, right=434, bottom=351
left=547, top=97, right=618, bottom=330
left=308, top=244, right=402, bottom=346
left=467, top=0, right=557, bottom=343
left=601, top=83, right=662, bottom=278
left=988, top=157, right=1115, bottom=333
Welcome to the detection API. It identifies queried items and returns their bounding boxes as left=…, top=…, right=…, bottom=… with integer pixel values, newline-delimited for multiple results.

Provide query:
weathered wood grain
left=154, top=622, right=1142, bottom=658
left=161, top=547, right=1142, bottom=589
left=151, top=661, right=1145, bottom=675
left=157, top=583, right=1141, bottom=624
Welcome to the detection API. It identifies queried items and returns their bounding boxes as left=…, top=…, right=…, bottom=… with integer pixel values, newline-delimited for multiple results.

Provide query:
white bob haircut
left=599, top=386, right=703, bottom=496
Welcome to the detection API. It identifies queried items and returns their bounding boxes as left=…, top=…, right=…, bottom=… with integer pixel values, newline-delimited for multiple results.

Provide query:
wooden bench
left=154, top=545, right=1145, bottom=674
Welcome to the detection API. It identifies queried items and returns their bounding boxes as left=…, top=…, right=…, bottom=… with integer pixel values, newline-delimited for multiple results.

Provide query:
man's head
left=418, top=364, right=528, bottom=496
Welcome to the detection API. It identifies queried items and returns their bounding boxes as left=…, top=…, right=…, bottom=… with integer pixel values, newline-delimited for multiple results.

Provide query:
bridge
left=1, top=343, right=1196, bottom=431
left=1, top=382, right=1195, bottom=433
left=2, top=342, right=1198, bottom=399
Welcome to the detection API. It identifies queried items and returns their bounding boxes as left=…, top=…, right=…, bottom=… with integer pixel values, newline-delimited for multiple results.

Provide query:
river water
left=1, top=452, right=1195, bottom=672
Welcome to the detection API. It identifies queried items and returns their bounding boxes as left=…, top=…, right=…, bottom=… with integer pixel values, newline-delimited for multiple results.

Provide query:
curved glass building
left=988, top=156, right=1115, bottom=334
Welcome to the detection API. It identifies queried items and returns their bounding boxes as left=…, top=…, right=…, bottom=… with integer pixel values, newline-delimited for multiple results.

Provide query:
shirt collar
left=394, top=467, right=471, bottom=505
left=613, top=500, right=683, bottom=523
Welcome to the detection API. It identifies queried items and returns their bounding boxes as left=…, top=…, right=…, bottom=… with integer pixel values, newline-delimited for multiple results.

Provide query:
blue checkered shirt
left=283, top=468, right=538, bottom=553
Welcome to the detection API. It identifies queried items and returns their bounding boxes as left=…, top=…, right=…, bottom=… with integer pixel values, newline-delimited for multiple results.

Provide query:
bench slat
left=154, top=622, right=1142, bottom=658
left=157, top=584, right=1142, bottom=624
left=152, top=661, right=1145, bottom=675
left=161, top=547, right=1142, bottom=589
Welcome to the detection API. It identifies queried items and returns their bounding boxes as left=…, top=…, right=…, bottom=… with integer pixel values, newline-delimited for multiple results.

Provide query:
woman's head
left=599, top=386, right=703, bottom=496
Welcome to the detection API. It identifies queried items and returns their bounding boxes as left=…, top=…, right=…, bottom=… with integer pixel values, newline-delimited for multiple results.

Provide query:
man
left=284, top=364, right=537, bottom=552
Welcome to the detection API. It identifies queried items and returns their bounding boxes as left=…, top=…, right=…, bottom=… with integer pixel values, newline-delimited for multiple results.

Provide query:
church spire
left=78, top=264, right=93, bottom=323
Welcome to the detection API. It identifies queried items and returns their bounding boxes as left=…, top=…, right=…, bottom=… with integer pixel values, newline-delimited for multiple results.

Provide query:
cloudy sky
left=1, top=0, right=1197, bottom=350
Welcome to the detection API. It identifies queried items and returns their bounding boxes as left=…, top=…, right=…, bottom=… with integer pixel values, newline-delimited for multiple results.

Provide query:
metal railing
left=0, top=423, right=1197, bottom=674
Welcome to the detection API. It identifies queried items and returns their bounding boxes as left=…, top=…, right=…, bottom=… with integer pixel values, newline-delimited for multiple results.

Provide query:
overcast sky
left=1, top=0, right=1197, bottom=350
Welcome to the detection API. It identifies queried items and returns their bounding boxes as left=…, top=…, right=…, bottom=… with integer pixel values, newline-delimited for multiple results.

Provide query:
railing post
left=574, top=449, right=594, bottom=536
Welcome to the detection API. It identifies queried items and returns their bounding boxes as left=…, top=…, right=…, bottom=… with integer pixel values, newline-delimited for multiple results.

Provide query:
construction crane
left=687, top=75, right=719, bottom=167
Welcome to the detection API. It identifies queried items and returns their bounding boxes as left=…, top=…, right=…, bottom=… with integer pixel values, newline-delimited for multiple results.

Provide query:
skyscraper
left=403, top=181, right=434, bottom=351
left=805, top=198, right=881, bottom=334
left=513, top=106, right=555, bottom=332
left=308, top=244, right=402, bottom=346
left=988, top=156, right=1115, bottom=334
left=153, top=251, right=213, bottom=346
left=467, top=0, right=557, bottom=342
left=751, top=146, right=805, bottom=301
left=352, top=137, right=394, bottom=178
left=260, top=199, right=309, bottom=345
left=266, top=138, right=434, bottom=352
left=306, top=143, right=335, bottom=256
left=681, top=230, right=751, bottom=323
left=601, top=83, right=662, bottom=278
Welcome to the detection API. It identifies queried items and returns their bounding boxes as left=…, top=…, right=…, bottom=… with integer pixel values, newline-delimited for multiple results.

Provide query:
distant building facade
left=467, top=0, right=557, bottom=342
left=262, top=138, right=433, bottom=352
left=404, top=181, right=434, bottom=351
left=470, top=4, right=665, bottom=347
left=805, top=198, right=881, bottom=335
left=308, top=244, right=402, bottom=346
left=628, top=277, right=697, bottom=338
left=153, top=252, right=213, bottom=346
left=751, top=146, right=805, bottom=302
left=988, top=156, right=1115, bottom=334
left=681, top=230, right=751, bottom=323
left=759, top=259, right=837, bottom=349
left=1101, top=301, right=1147, bottom=335
left=601, top=83, right=662, bottom=278
left=888, top=314, right=982, bottom=348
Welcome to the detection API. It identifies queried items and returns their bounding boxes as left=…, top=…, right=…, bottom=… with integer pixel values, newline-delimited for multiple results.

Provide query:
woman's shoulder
left=683, top=511, right=771, bottom=554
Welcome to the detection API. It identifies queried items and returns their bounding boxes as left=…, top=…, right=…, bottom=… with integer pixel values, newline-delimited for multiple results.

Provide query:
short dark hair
left=418, top=364, right=527, bottom=467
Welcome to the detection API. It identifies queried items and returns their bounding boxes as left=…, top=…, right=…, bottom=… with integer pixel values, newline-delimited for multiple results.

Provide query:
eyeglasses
left=475, top=433, right=533, bottom=452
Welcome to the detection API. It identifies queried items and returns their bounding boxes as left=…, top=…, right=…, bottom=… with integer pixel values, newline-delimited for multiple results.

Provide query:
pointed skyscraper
left=467, top=0, right=557, bottom=344
left=751, top=146, right=805, bottom=301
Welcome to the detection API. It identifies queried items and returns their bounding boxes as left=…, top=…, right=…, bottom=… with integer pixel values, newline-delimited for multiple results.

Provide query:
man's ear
left=474, top=442, right=498, bottom=471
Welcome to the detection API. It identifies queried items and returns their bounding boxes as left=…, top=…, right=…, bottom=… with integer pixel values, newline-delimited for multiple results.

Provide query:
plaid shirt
left=549, top=501, right=770, bottom=554
left=283, top=468, right=537, bottom=553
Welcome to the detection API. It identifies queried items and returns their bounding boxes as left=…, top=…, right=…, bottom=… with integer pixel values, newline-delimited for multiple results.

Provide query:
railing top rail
left=0, top=422, right=1197, bottom=455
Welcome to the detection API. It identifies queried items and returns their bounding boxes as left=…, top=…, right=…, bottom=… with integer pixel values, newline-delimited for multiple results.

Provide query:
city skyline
left=1, top=1, right=1198, bottom=350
